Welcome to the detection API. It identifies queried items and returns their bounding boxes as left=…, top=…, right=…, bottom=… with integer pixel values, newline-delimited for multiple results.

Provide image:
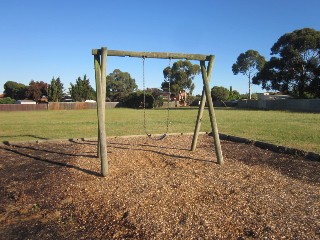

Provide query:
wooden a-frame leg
left=94, top=54, right=101, bottom=158
left=94, top=47, right=108, bottom=176
left=197, top=59, right=223, bottom=165
left=191, top=55, right=214, bottom=151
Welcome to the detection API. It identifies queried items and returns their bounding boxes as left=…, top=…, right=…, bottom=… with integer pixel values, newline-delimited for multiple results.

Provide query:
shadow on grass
left=0, top=134, right=51, bottom=142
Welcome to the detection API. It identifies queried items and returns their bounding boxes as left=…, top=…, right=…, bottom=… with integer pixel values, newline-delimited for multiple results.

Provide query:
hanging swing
left=142, top=56, right=171, bottom=140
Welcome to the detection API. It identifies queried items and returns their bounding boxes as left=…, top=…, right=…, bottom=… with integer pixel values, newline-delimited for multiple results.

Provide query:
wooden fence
left=0, top=104, right=48, bottom=111
left=48, top=102, right=96, bottom=110
left=0, top=102, right=122, bottom=111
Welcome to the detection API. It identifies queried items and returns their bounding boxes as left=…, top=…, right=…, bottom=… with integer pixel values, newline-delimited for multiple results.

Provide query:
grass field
left=1, top=108, right=319, bottom=153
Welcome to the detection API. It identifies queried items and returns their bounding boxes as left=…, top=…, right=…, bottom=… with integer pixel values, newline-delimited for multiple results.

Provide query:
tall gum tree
left=232, top=50, right=266, bottom=99
left=253, top=28, right=320, bottom=98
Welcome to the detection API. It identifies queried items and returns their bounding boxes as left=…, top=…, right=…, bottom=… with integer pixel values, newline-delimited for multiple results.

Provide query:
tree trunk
left=298, top=77, right=305, bottom=98
left=248, top=74, right=252, bottom=100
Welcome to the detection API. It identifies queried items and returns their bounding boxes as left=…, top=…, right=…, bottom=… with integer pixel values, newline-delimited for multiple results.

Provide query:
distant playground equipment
left=178, top=89, right=188, bottom=107
left=92, top=48, right=223, bottom=176
left=167, top=89, right=188, bottom=107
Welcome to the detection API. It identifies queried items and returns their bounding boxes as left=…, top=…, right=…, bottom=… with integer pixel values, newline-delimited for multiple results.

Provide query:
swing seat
left=147, top=133, right=167, bottom=141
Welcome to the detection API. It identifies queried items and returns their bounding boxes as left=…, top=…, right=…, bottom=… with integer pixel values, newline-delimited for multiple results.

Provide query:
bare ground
left=0, top=134, right=319, bottom=239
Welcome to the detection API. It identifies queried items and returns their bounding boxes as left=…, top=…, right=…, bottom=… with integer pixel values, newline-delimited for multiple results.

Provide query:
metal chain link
left=142, top=57, right=171, bottom=140
left=142, top=56, right=148, bottom=136
left=166, top=58, right=172, bottom=133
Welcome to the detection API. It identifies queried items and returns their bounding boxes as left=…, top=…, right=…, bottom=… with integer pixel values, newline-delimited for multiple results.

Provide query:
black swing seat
left=146, top=133, right=167, bottom=141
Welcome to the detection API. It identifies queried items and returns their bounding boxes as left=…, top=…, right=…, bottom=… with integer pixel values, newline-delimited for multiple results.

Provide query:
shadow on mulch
left=0, top=144, right=100, bottom=177
left=0, top=136, right=319, bottom=239
left=221, top=141, right=320, bottom=185
left=108, top=141, right=214, bottom=164
left=1, top=137, right=319, bottom=184
left=106, top=138, right=320, bottom=185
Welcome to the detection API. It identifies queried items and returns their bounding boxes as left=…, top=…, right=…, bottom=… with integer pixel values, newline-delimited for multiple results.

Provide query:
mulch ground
left=0, top=134, right=319, bottom=239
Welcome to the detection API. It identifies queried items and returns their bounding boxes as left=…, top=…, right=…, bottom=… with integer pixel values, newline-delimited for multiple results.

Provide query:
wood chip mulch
left=0, top=134, right=319, bottom=239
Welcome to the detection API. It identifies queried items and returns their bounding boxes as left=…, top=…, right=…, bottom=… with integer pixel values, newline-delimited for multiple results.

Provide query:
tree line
left=2, top=75, right=96, bottom=104
left=0, top=60, right=259, bottom=107
left=232, top=28, right=320, bottom=99
left=3, top=27, right=318, bottom=105
left=1, top=59, right=204, bottom=107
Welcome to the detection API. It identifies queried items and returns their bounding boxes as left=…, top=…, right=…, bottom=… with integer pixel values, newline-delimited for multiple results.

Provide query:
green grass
left=1, top=108, right=319, bottom=153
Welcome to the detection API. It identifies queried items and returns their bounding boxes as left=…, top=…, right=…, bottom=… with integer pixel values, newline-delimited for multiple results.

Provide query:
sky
left=1, top=0, right=320, bottom=96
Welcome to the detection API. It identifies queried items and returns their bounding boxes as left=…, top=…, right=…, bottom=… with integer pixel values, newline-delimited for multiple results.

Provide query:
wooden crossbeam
left=92, top=48, right=212, bottom=61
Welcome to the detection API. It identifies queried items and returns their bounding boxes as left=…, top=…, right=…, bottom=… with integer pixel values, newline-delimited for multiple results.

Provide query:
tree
left=161, top=60, right=200, bottom=96
left=3, top=81, right=28, bottom=100
left=124, top=91, right=154, bottom=109
left=227, top=86, right=241, bottom=100
left=145, top=88, right=164, bottom=107
left=70, top=75, right=96, bottom=102
left=211, top=86, right=229, bottom=101
left=0, top=97, right=15, bottom=104
left=232, top=50, right=266, bottom=99
left=253, top=28, right=320, bottom=98
left=106, top=69, right=138, bottom=101
left=26, top=80, right=48, bottom=101
left=48, top=77, right=64, bottom=102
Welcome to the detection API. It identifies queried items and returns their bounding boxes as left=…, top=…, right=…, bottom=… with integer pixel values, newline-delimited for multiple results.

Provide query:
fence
left=0, top=104, right=48, bottom=111
left=0, top=102, right=122, bottom=111
left=238, top=99, right=320, bottom=113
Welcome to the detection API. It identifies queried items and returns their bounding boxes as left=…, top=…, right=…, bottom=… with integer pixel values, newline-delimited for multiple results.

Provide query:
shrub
left=124, top=92, right=154, bottom=109
left=0, top=97, right=16, bottom=104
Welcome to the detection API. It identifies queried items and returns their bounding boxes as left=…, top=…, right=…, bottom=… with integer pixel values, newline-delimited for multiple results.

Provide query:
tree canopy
left=4, top=81, right=29, bottom=100
left=253, top=28, right=320, bottom=98
left=4, top=80, right=48, bottom=101
left=211, top=86, right=229, bottom=102
left=69, top=75, right=96, bottom=102
left=232, top=50, right=266, bottom=99
left=106, top=69, right=138, bottom=101
left=0, top=97, right=15, bottom=104
left=123, top=91, right=154, bottom=109
left=26, top=80, right=47, bottom=101
left=48, top=77, right=64, bottom=102
left=211, top=86, right=241, bottom=102
left=228, top=86, right=241, bottom=100
left=161, top=60, right=200, bottom=96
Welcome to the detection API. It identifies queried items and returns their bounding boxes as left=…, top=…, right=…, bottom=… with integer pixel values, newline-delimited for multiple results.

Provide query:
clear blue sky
left=1, top=0, right=320, bottom=95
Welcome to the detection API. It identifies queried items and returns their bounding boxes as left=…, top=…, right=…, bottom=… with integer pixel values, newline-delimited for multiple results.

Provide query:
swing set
left=92, top=47, right=223, bottom=177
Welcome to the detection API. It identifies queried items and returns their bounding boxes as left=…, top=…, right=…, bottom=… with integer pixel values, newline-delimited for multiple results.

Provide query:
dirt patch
left=0, top=135, right=319, bottom=239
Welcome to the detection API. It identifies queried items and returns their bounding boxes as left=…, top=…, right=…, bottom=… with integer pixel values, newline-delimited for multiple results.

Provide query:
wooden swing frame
left=92, top=47, right=223, bottom=177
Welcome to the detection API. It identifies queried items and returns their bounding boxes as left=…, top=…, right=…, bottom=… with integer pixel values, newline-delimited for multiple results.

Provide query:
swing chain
left=166, top=57, right=172, bottom=133
left=142, top=56, right=148, bottom=136
left=142, top=56, right=172, bottom=140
